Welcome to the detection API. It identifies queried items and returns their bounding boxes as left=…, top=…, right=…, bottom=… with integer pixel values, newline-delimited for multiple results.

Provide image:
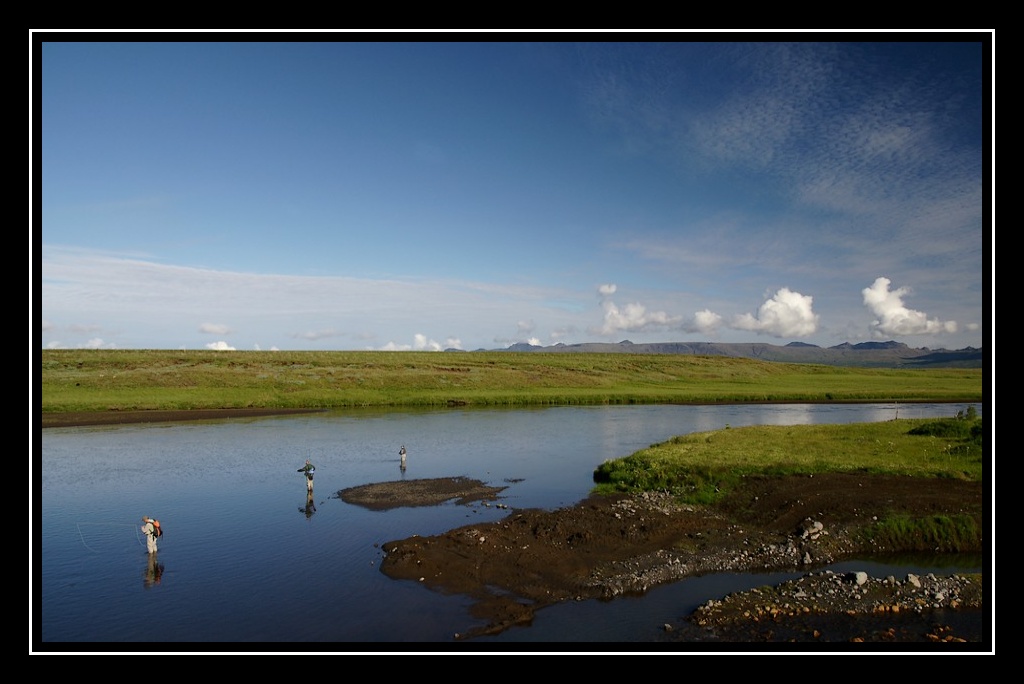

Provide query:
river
left=36, top=402, right=984, bottom=649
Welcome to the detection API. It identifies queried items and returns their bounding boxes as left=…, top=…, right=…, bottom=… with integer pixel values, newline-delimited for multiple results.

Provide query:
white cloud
left=594, top=300, right=683, bottom=336
left=43, top=339, right=117, bottom=350
left=377, top=333, right=452, bottom=351
left=690, top=309, right=723, bottom=334
left=377, top=341, right=412, bottom=351
left=200, top=323, right=232, bottom=335
left=732, top=288, right=819, bottom=338
left=598, top=283, right=617, bottom=296
left=205, top=341, right=236, bottom=350
left=862, top=277, right=957, bottom=337
left=414, top=334, right=444, bottom=351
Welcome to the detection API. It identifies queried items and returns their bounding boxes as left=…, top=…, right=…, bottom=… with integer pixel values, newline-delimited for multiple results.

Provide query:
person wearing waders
left=141, top=516, right=159, bottom=554
left=298, top=458, right=316, bottom=492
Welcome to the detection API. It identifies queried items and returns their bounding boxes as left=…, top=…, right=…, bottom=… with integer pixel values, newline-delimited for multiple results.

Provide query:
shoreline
left=40, top=399, right=977, bottom=430
left=40, top=407, right=326, bottom=429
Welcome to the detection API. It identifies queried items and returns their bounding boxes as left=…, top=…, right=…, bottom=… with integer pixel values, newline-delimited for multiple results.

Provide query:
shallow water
left=36, top=402, right=984, bottom=649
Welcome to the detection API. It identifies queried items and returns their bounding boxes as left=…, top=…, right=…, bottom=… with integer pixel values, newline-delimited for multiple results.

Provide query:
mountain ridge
left=468, top=340, right=983, bottom=369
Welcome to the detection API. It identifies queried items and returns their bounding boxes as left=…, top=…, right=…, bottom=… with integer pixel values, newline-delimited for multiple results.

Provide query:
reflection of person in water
left=300, top=489, right=317, bottom=518
left=144, top=552, right=164, bottom=589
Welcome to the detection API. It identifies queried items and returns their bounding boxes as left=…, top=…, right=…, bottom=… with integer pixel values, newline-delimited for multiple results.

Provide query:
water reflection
left=300, top=490, right=317, bottom=519
left=143, top=553, right=164, bottom=589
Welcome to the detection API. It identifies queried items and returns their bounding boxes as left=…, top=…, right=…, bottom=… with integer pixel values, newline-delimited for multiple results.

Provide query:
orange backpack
left=151, top=519, right=163, bottom=538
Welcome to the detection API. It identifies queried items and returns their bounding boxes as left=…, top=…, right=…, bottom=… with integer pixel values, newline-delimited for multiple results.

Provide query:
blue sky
left=36, top=36, right=990, bottom=352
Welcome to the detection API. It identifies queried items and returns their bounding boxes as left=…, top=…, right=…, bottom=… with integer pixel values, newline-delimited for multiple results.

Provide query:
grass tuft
left=859, top=514, right=982, bottom=553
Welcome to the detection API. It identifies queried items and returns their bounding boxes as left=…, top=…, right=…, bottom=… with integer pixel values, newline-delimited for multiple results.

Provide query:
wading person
left=141, top=516, right=159, bottom=554
left=399, top=445, right=407, bottom=468
left=298, top=458, right=315, bottom=492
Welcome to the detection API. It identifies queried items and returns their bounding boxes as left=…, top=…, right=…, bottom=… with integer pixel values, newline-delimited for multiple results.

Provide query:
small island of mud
left=339, top=476, right=508, bottom=511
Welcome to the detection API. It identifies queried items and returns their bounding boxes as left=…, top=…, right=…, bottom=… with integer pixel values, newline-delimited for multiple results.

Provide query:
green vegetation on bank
left=859, top=514, right=981, bottom=553
left=39, top=349, right=982, bottom=413
left=593, top=415, right=984, bottom=502
left=593, top=414, right=986, bottom=552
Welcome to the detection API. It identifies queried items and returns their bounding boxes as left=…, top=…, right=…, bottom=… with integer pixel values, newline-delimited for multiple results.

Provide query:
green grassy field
left=594, top=415, right=984, bottom=500
left=39, top=349, right=983, bottom=413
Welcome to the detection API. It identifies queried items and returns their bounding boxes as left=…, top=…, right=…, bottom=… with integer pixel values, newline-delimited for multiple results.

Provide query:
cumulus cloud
left=690, top=309, right=724, bottom=334
left=377, top=341, right=412, bottom=351
left=862, top=277, right=957, bottom=337
left=205, top=341, right=236, bottom=350
left=413, top=333, right=441, bottom=351
left=45, top=337, right=117, bottom=349
left=595, top=300, right=683, bottom=335
left=598, top=283, right=617, bottom=296
left=377, top=333, right=458, bottom=351
left=732, top=287, right=819, bottom=338
left=200, top=322, right=232, bottom=335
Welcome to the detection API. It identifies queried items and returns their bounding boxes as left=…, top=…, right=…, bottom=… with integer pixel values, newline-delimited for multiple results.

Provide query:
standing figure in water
left=141, top=516, right=159, bottom=554
left=298, top=458, right=315, bottom=492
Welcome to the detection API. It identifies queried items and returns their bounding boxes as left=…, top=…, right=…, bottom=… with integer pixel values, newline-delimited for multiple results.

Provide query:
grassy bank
left=39, top=349, right=982, bottom=413
left=594, top=416, right=984, bottom=500
left=593, top=415, right=986, bottom=551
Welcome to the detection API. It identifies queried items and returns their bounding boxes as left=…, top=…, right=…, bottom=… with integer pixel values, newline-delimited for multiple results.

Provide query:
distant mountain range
left=475, top=340, right=984, bottom=369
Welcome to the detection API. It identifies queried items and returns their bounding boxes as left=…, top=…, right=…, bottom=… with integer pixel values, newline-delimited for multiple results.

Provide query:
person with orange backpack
left=141, top=515, right=160, bottom=554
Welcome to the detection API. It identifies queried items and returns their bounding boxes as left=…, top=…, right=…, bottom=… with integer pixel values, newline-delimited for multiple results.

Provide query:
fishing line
left=75, top=522, right=142, bottom=553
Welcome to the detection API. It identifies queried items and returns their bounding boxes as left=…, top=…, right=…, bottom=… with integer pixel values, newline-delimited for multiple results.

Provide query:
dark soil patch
left=374, top=473, right=986, bottom=644
left=340, top=477, right=508, bottom=510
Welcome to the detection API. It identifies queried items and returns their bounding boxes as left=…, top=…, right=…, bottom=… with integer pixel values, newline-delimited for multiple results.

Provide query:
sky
left=35, top=35, right=991, bottom=352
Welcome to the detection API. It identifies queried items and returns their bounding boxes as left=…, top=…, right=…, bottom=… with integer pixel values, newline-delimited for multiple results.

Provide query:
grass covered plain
left=39, top=349, right=982, bottom=413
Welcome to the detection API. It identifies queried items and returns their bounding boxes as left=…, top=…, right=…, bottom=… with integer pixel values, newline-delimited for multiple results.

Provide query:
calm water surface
left=37, top=403, right=983, bottom=648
